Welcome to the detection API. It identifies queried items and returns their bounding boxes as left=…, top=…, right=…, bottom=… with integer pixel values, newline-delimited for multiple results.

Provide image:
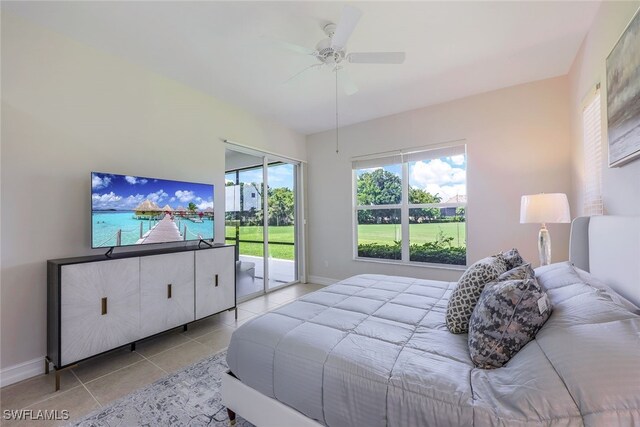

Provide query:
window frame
left=352, top=144, right=467, bottom=268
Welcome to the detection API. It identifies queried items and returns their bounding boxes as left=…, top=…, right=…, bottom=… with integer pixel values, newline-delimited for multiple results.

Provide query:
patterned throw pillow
left=498, top=263, right=534, bottom=281
left=468, top=277, right=553, bottom=369
left=502, top=248, right=524, bottom=270
left=446, top=255, right=508, bottom=334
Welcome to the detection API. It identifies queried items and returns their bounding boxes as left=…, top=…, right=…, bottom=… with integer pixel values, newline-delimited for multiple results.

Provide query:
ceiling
left=225, top=149, right=264, bottom=171
left=3, top=1, right=601, bottom=135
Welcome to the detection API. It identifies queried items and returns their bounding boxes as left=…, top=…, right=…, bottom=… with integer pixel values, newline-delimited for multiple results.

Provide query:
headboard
left=569, top=216, right=640, bottom=308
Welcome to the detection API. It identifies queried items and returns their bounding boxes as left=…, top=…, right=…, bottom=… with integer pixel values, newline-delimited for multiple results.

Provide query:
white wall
left=569, top=2, right=640, bottom=216
left=0, top=14, right=305, bottom=373
left=306, top=77, right=572, bottom=283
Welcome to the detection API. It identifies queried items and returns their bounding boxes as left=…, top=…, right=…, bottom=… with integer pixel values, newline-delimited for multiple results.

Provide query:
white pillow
left=534, top=261, right=582, bottom=290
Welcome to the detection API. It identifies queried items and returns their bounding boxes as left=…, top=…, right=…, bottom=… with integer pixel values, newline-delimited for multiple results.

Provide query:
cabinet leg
left=55, top=371, right=60, bottom=392
left=130, top=342, right=136, bottom=352
left=227, top=408, right=236, bottom=426
left=44, top=358, right=50, bottom=375
left=235, top=307, right=238, bottom=320
left=183, top=324, right=188, bottom=332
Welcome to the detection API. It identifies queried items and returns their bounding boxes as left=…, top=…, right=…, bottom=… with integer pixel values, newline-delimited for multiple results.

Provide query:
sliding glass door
left=225, top=150, right=300, bottom=300
left=267, top=162, right=297, bottom=290
left=225, top=161, right=265, bottom=299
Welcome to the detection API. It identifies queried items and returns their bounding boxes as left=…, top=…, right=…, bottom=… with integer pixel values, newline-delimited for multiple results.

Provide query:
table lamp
left=520, top=193, right=571, bottom=266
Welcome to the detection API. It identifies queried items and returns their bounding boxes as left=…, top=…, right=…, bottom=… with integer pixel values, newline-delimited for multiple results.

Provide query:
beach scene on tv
left=92, top=172, right=214, bottom=248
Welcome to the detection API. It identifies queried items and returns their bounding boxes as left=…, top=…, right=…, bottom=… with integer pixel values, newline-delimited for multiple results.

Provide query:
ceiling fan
left=275, top=5, right=406, bottom=95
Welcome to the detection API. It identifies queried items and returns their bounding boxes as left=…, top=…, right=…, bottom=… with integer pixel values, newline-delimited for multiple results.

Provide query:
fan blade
left=264, top=36, right=316, bottom=56
left=283, top=63, right=322, bottom=84
left=338, top=68, right=358, bottom=96
left=348, top=52, right=406, bottom=64
left=331, top=5, right=363, bottom=50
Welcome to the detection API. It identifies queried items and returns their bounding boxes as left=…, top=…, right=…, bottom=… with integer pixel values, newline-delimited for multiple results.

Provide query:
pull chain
left=335, top=68, right=339, bottom=154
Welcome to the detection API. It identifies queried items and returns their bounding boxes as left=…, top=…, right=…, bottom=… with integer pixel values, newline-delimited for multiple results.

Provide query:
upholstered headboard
left=570, top=216, right=640, bottom=308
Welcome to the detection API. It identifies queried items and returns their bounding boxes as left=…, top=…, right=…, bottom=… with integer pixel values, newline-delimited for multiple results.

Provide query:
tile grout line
left=135, top=352, right=169, bottom=376
left=79, top=357, right=149, bottom=386
left=156, top=332, right=218, bottom=363
left=239, top=296, right=295, bottom=312
left=140, top=332, right=217, bottom=361
left=71, top=369, right=103, bottom=409
left=233, top=293, right=302, bottom=320
left=8, top=353, right=151, bottom=411
left=16, top=383, right=84, bottom=411
left=192, top=338, right=216, bottom=353
left=70, top=340, right=197, bottom=409
left=182, top=323, right=231, bottom=341
left=180, top=332, right=203, bottom=344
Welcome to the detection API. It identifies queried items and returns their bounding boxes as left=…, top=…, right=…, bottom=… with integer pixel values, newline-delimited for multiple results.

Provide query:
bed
left=223, top=216, right=640, bottom=426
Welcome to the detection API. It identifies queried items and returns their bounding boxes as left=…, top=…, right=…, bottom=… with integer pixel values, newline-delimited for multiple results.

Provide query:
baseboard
left=0, top=357, right=45, bottom=388
left=308, top=275, right=339, bottom=286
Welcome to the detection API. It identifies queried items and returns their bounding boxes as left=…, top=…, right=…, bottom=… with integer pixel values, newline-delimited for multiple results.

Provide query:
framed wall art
left=606, top=7, right=640, bottom=167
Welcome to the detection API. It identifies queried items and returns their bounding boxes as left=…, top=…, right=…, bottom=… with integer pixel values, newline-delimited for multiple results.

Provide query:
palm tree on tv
left=188, top=202, right=197, bottom=217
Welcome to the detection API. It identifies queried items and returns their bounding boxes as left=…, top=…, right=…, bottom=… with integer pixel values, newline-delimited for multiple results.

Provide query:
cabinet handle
left=215, top=274, right=219, bottom=287
left=101, top=297, right=107, bottom=315
left=167, top=284, right=172, bottom=299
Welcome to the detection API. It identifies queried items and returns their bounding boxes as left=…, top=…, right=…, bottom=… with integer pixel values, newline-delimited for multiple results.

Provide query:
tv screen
left=91, top=172, right=214, bottom=248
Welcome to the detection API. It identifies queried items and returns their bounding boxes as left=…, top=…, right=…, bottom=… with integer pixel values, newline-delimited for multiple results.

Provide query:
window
left=582, top=87, right=603, bottom=216
left=353, top=144, right=467, bottom=266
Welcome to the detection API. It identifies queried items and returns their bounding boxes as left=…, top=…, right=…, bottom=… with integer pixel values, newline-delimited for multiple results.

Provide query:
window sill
left=353, top=257, right=467, bottom=271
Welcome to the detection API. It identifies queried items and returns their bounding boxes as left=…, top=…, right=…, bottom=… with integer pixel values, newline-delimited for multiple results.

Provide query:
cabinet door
left=195, top=247, right=235, bottom=319
left=60, top=258, right=140, bottom=366
left=140, top=252, right=195, bottom=336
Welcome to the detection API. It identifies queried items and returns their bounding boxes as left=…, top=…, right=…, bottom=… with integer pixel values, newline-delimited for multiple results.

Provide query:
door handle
left=215, top=274, right=219, bottom=287
left=168, top=283, right=172, bottom=299
left=101, top=297, right=107, bottom=315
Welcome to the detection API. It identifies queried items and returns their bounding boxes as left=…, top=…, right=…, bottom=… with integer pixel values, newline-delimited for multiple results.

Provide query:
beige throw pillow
left=446, top=254, right=509, bottom=334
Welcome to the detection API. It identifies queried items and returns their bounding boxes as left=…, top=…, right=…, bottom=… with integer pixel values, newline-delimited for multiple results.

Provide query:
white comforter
left=227, top=263, right=640, bottom=426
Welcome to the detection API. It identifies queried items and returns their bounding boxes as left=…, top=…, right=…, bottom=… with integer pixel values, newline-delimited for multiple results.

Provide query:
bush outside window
left=354, top=145, right=467, bottom=266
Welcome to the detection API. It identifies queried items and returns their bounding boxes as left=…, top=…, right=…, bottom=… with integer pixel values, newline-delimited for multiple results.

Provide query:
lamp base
left=538, top=224, right=551, bottom=266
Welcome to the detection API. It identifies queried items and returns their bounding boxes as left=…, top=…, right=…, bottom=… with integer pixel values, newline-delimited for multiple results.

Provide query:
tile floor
left=0, top=283, right=323, bottom=426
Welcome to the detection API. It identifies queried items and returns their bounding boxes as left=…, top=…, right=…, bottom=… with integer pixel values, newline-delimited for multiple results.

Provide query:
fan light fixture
left=271, top=5, right=407, bottom=154
left=273, top=5, right=406, bottom=96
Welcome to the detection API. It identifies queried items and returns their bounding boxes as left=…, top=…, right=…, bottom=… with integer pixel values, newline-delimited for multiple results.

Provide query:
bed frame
left=569, top=215, right=640, bottom=308
left=223, top=215, right=640, bottom=427
left=222, top=372, right=322, bottom=427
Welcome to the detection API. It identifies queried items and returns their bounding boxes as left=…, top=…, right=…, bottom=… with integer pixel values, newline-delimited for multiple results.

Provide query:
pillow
left=501, top=248, right=524, bottom=270
left=468, top=277, right=552, bottom=369
left=498, top=263, right=534, bottom=281
left=535, top=261, right=583, bottom=290
left=446, top=255, right=508, bottom=334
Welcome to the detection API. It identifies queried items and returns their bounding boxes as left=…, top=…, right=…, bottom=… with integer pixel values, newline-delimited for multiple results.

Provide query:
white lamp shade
left=520, top=193, right=571, bottom=224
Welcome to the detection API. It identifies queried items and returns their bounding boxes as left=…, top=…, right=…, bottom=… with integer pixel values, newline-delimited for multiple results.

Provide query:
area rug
left=69, top=350, right=253, bottom=427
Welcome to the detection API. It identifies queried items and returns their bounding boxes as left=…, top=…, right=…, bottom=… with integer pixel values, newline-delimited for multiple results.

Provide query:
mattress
left=226, top=265, right=640, bottom=426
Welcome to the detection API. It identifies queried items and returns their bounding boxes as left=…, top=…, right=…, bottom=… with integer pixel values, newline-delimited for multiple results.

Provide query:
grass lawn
left=225, top=241, right=295, bottom=260
left=358, top=222, right=466, bottom=247
left=225, top=223, right=465, bottom=261
left=225, top=226, right=294, bottom=243
left=226, top=225, right=295, bottom=260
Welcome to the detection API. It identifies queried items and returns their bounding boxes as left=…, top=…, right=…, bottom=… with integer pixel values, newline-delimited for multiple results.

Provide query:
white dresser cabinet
left=140, top=252, right=195, bottom=336
left=48, top=245, right=235, bottom=380
left=195, top=246, right=235, bottom=319
left=60, top=258, right=140, bottom=366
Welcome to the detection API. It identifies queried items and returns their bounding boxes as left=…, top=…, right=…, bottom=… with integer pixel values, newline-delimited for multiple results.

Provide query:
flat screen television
left=91, top=172, right=214, bottom=249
